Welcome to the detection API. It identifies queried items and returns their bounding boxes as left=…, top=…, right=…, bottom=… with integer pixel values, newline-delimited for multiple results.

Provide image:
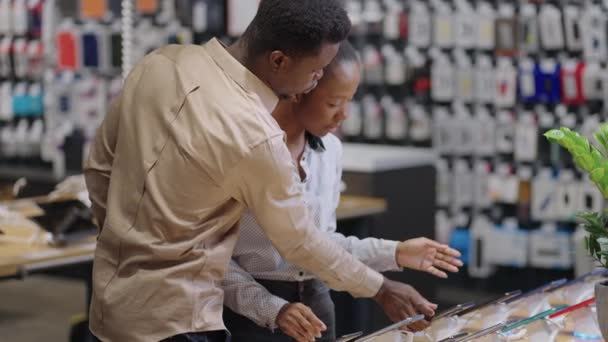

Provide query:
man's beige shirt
left=84, top=39, right=383, bottom=341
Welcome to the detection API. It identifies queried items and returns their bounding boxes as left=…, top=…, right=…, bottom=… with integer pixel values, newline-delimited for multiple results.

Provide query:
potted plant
left=544, top=125, right=608, bottom=338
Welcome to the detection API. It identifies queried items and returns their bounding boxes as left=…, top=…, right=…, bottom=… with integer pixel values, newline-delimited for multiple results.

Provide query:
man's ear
left=269, top=50, right=289, bottom=72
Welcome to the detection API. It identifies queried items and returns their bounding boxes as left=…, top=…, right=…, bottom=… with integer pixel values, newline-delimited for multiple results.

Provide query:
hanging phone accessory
left=341, top=99, right=363, bottom=139
left=473, top=161, right=492, bottom=210
left=538, top=3, right=565, bottom=51
left=362, top=95, right=384, bottom=141
left=432, top=0, right=454, bottom=48
left=436, top=158, right=451, bottom=207
left=560, top=59, right=585, bottom=106
left=0, top=36, right=13, bottom=78
left=495, top=110, right=515, bottom=154
left=382, top=44, right=406, bottom=86
left=495, top=57, right=517, bottom=108
left=454, top=0, right=476, bottom=49
left=519, top=3, right=539, bottom=54
left=564, top=5, right=583, bottom=52
left=0, top=0, right=11, bottom=35
left=514, top=111, right=538, bottom=162
left=12, top=0, right=28, bottom=36
left=408, top=103, right=431, bottom=142
left=382, top=96, right=407, bottom=142
left=452, top=102, right=474, bottom=155
left=469, top=214, right=495, bottom=278
left=473, top=106, right=496, bottom=157
left=477, top=1, right=495, bottom=50
left=475, top=54, right=495, bottom=104
left=519, top=57, right=537, bottom=104
left=406, top=47, right=430, bottom=100
left=383, top=0, right=403, bottom=40
left=408, top=0, right=431, bottom=48
left=431, top=49, right=455, bottom=102
left=495, top=3, right=518, bottom=57
left=0, top=82, right=13, bottom=121
left=531, top=168, right=558, bottom=221
left=582, top=4, right=608, bottom=62
left=536, top=58, right=561, bottom=104
left=432, top=106, right=453, bottom=155
left=454, top=50, right=474, bottom=103
left=452, top=159, right=474, bottom=210
left=56, top=18, right=81, bottom=71
left=362, top=44, right=384, bottom=85
left=583, top=62, right=604, bottom=100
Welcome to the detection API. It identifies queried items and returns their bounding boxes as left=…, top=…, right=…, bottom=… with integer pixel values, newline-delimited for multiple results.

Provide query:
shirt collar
left=203, top=38, right=279, bottom=114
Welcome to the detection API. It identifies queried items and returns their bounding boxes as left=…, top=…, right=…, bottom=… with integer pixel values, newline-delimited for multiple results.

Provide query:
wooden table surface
left=335, top=195, right=387, bottom=221
left=0, top=195, right=387, bottom=279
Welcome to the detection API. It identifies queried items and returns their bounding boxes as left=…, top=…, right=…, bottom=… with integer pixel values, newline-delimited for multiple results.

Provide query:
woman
left=222, top=41, right=462, bottom=342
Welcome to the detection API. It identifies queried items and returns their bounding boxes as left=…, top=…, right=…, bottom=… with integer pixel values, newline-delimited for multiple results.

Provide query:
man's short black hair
left=243, top=0, right=351, bottom=57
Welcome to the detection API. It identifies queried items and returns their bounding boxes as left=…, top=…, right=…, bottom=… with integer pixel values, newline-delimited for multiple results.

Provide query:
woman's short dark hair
left=243, top=0, right=351, bottom=57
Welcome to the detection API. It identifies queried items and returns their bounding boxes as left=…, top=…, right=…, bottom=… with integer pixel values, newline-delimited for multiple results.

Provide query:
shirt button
left=299, top=272, right=304, bottom=276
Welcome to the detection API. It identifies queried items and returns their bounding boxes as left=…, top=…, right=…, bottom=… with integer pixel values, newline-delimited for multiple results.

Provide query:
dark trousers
left=162, top=330, right=230, bottom=342
left=224, top=279, right=336, bottom=342
left=93, top=330, right=230, bottom=342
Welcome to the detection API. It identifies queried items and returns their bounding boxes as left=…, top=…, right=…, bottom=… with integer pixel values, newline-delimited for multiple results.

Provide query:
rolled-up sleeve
left=226, top=135, right=384, bottom=298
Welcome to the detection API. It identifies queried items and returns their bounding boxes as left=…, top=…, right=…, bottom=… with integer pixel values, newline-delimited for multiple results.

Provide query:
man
left=85, top=1, right=439, bottom=341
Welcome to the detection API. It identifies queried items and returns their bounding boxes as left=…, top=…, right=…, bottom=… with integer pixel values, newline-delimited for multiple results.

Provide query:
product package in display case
left=414, top=271, right=608, bottom=342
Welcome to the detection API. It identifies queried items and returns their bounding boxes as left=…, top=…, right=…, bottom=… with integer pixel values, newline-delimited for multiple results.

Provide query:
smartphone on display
left=456, top=290, right=522, bottom=317
left=453, top=323, right=507, bottom=342
left=432, top=302, right=475, bottom=321
left=546, top=269, right=608, bottom=294
left=500, top=305, right=568, bottom=333
left=504, top=278, right=567, bottom=304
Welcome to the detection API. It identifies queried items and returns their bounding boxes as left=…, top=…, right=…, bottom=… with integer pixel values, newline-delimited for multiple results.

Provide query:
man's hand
left=276, top=303, right=326, bottom=342
left=373, top=278, right=437, bottom=332
left=396, top=238, right=463, bottom=279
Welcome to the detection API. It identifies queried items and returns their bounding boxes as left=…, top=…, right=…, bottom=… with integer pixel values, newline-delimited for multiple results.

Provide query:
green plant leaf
left=591, top=168, right=606, bottom=184
left=594, top=131, right=608, bottom=157
left=544, top=129, right=565, bottom=143
left=574, top=155, right=594, bottom=172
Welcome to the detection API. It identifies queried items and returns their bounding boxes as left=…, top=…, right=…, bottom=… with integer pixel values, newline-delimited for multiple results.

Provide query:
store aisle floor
left=0, top=276, right=86, bottom=342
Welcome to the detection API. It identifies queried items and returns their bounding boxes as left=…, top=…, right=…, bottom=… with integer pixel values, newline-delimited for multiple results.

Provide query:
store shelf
left=342, top=143, right=437, bottom=172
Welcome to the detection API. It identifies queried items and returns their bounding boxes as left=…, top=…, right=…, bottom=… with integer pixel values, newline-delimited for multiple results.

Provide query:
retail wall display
left=1, top=0, right=232, bottom=181
left=0, top=0, right=123, bottom=180
left=331, top=0, right=608, bottom=281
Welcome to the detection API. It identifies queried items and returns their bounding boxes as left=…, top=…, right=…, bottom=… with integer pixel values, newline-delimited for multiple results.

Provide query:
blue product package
left=519, top=62, right=538, bottom=103
left=30, top=93, right=43, bottom=117
left=535, top=62, right=561, bottom=104
left=82, top=33, right=100, bottom=68
left=12, top=93, right=29, bottom=117
left=450, top=228, right=470, bottom=265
